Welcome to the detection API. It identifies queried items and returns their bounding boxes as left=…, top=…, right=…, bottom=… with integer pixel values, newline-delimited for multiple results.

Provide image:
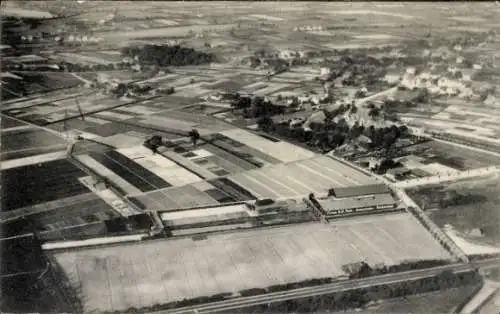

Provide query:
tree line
left=120, top=44, right=216, bottom=67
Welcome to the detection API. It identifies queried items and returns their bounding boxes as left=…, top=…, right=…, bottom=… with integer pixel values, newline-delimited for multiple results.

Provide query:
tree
left=415, top=88, right=430, bottom=103
left=188, top=129, right=200, bottom=146
left=355, top=90, right=366, bottom=98
left=256, top=116, right=274, bottom=132
left=368, top=107, right=380, bottom=119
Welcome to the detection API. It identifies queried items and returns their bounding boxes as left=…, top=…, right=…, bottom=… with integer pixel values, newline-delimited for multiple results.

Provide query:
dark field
left=1, top=159, right=89, bottom=211
left=87, top=150, right=171, bottom=192
left=1, top=115, right=26, bottom=128
left=1, top=129, right=66, bottom=160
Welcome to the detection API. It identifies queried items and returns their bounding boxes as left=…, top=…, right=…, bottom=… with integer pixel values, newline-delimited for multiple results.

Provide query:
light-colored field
left=220, top=128, right=316, bottom=164
left=51, top=212, right=450, bottom=313
left=248, top=14, right=284, bottom=21
left=445, top=227, right=500, bottom=256
left=97, top=24, right=236, bottom=40
left=253, top=83, right=291, bottom=97
left=56, top=52, right=116, bottom=65
left=75, top=154, right=142, bottom=195
left=323, top=42, right=398, bottom=50
left=117, top=145, right=203, bottom=186
left=138, top=115, right=197, bottom=132
left=117, top=105, right=163, bottom=115
left=229, top=155, right=380, bottom=198
left=353, top=34, right=399, bottom=40
left=326, top=10, right=415, bottom=20
left=153, top=19, right=180, bottom=26
left=448, top=16, right=486, bottom=22
left=94, top=111, right=134, bottom=121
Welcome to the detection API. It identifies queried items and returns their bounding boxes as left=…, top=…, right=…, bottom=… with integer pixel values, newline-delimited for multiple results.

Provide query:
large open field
left=341, top=284, right=481, bottom=314
left=227, top=155, right=380, bottom=199
left=50, top=212, right=450, bottom=312
left=401, top=140, right=500, bottom=171
left=407, top=173, right=500, bottom=247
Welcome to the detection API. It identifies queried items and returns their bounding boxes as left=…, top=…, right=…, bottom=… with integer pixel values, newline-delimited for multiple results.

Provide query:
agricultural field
left=341, top=284, right=481, bottom=314
left=50, top=212, right=450, bottom=313
left=226, top=154, right=380, bottom=199
left=406, top=174, right=500, bottom=247
left=1, top=127, right=67, bottom=161
left=1, top=159, right=91, bottom=211
left=401, top=140, right=500, bottom=171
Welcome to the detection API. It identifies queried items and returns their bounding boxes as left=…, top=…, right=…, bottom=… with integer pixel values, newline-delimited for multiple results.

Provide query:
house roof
left=330, top=184, right=390, bottom=198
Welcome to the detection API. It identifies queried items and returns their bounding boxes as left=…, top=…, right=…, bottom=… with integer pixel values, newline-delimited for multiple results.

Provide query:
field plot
left=13, top=192, right=118, bottom=234
left=117, top=145, right=203, bottom=186
left=343, top=285, right=480, bottom=314
left=1, top=159, right=90, bottom=211
left=5, top=72, right=84, bottom=96
left=404, top=140, right=500, bottom=170
left=220, top=128, right=316, bottom=164
left=1, top=89, right=88, bottom=112
left=97, top=24, right=236, bottom=40
left=11, top=93, right=133, bottom=125
left=407, top=174, right=500, bottom=246
left=80, top=119, right=185, bottom=138
left=76, top=71, right=142, bottom=83
left=128, top=184, right=220, bottom=212
left=1, top=115, right=26, bottom=128
left=1, top=128, right=66, bottom=160
left=55, top=52, right=121, bottom=65
left=152, top=19, right=180, bottom=26
left=253, top=83, right=292, bottom=97
left=174, top=84, right=214, bottom=98
left=51, top=213, right=450, bottom=313
left=228, top=155, right=380, bottom=198
left=86, top=150, right=172, bottom=193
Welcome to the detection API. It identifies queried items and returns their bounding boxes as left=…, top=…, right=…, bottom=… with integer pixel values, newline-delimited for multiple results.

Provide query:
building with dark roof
left=329, top=183, right=390, bottom=198
left=318, top=193, right=398, bottom=219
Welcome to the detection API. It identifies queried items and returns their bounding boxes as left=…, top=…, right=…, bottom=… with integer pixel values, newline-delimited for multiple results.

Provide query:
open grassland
left=341, top=284, right=481, bottom=314
left=52, top=213, right=449, bottom=313
left=407, top=174, right=500, bottom=247
left=406, top=140, right=500, bottom=170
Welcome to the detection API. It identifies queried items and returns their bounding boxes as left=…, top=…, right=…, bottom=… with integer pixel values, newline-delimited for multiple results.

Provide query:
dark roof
left=319, top=193, right=396, bottom=211
left=330, top=184, right=390, bottom=198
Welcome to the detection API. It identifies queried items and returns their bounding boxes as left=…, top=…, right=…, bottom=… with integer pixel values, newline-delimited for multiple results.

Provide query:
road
left=153, top=258, right=500, bottom=314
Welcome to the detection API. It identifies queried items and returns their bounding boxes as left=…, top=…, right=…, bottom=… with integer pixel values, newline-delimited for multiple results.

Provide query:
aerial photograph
left=1, top=1, right=500, bottom=313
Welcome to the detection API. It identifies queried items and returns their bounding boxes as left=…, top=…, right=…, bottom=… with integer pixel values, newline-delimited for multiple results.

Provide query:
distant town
left=1, top=2, right=500, bottom=314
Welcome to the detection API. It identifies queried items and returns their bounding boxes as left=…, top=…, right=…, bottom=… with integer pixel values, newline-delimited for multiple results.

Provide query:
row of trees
left=255, top=104, right=409, bottom=153
left=120, top=44, right=216, bottom=67
left=231, top=95, right=286, bottom=118
left=321, top=55, right=387, bottom=86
